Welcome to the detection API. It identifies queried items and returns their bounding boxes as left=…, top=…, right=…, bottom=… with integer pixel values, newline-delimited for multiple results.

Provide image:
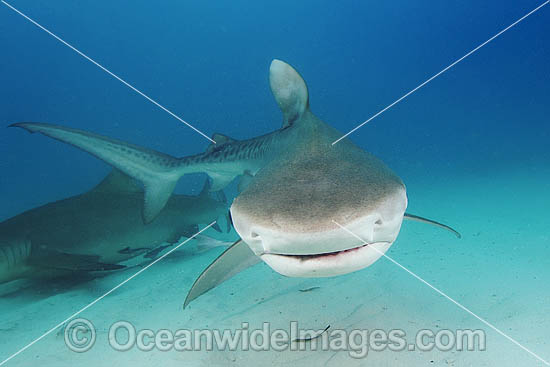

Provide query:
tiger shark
left=10, top=59, right=460, bottom=306
left=0, top=169, right=228, bottom=285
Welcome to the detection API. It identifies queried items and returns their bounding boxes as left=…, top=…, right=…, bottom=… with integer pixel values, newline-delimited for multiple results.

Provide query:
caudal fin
left=11, top=122, right=183, bottom=223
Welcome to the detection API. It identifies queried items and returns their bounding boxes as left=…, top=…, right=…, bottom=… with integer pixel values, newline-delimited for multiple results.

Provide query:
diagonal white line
left=332, top=1, right=550, bottom=145
left=1, top=0, right=216, bottom=144
left=0, top=222, right=217, bottom=366
left=332, top=220, right=550, bottom=366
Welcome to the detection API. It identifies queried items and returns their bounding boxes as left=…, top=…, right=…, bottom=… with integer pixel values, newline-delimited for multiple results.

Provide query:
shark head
left=230, top=60, right=408, bottom=278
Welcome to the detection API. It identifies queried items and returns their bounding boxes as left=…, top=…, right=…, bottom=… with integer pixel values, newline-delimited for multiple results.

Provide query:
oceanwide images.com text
left=64, top=318, right=486, bottom=358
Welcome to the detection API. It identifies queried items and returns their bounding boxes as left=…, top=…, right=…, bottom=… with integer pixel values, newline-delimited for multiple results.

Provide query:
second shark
left=0, top=170, right=229, bottom=284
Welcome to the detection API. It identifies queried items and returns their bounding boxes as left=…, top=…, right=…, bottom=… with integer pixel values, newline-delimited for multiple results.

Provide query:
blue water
left=1, top=0, right=549, bottom=366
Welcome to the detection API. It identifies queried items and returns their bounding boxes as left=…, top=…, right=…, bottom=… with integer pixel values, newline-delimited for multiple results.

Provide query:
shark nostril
left=251, top=232, right=260, bottom=239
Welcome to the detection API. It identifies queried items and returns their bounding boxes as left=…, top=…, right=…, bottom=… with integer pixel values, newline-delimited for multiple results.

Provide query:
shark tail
left=10, top=122, right=195, bottom=223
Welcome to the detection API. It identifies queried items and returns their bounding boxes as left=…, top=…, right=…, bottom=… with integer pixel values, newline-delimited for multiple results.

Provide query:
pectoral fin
left=404, top=213, right=461, bottom=238
left=183, top=239, right=261, bottom=308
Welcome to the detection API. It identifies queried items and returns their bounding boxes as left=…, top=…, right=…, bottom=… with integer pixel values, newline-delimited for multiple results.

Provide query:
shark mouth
left=259, top=241, right=393, bottom=278
left=271, top=242, right=370, bottom=260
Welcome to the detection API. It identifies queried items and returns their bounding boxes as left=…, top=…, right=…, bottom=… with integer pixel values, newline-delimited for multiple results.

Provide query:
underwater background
left=1, top=0, right=549, bottom=366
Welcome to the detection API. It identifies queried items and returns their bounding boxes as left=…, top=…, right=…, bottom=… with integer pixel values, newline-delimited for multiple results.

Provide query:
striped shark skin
left=0, top=170, right=228, bottom=284
left=10, top=60, right=460, bottom=307
left=10, top=119, right=291, bottom=224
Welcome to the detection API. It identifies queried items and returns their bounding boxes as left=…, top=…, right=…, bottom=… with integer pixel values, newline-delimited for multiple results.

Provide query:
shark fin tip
left=8, top=122, right=35, bottom=133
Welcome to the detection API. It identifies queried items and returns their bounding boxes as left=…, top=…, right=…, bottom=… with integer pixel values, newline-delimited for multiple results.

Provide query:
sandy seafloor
left=1, top=165, right=549, bottom=366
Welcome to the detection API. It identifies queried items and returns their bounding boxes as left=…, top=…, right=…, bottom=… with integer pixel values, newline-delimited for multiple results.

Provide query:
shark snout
left=240, top=212, right=388, bottom=256
left=230, top=186, right=407, bottom=277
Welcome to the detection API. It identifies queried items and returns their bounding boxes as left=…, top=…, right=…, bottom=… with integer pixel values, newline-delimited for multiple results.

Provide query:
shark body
left=0, top=170, right=228, bottom=284
left=11, top=60, right=459, bottom=305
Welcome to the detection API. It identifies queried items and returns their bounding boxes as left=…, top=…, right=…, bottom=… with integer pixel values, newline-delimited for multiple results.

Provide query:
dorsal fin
left=269, top=59, right=309, bottom=128
left=212, top=133, right=235, bottom=145
left=91, top=169, right=142, bottom=193
left=205, top=133, right=237, bottom=154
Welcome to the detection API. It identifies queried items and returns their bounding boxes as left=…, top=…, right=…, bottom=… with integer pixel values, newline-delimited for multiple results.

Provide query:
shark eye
left=375, top=219, right=383, bottom=226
